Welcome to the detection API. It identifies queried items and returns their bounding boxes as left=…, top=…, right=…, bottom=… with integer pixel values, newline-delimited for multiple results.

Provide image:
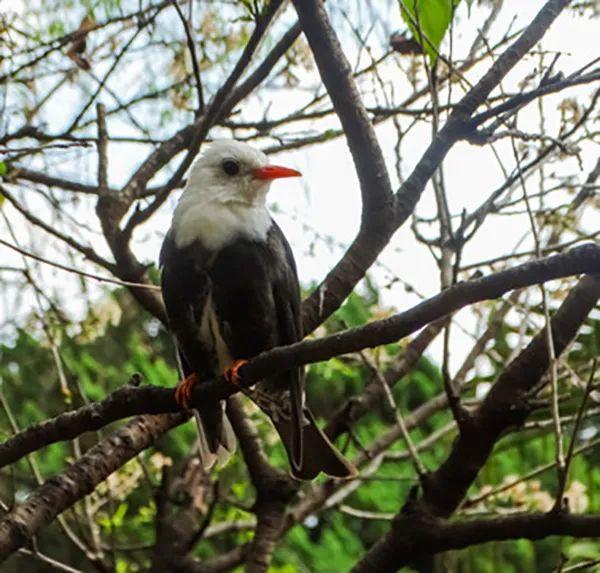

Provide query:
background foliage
left=1, top=285, right=599, bottom=571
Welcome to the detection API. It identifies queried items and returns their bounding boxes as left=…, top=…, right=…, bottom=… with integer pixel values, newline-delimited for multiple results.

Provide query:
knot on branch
left=95, top=195, right=130, bottom=231
left=552, top=495, right=571, bottom=517
left=399, top=485, right=425, bottom=518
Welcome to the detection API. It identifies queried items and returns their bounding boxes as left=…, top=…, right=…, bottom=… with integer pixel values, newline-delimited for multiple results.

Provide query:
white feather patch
left=173, top=197, right=271, bottom=251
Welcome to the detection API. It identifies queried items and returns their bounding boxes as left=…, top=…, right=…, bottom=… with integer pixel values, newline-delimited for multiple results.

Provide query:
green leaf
left=399, top=0, right=461, bottom=62
left=100, top=502, right=128, bottom=530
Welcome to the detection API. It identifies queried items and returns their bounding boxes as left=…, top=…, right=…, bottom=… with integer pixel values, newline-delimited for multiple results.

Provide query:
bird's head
left=186, top=140, right=301, bottom=207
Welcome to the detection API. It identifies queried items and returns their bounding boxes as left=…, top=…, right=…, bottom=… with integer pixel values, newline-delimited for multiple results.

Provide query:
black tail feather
left=289, top=369, right=305, bottom=474
left=275, top=409, right=357, bottom=480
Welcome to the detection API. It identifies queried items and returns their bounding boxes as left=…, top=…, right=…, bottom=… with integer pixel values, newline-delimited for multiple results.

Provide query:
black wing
left=209, top=221, right=304, bottom=471
left=160, top=232, right=228, bottom=455
left=266, top=223, right=305, bottom=472
left=159, top=231, right=215, bottom=376
left=244, top=224, right=355, bottom=479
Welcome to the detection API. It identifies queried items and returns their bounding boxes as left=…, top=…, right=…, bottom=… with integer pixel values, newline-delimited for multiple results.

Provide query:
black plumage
left=160, top=220, right=355, bottom=479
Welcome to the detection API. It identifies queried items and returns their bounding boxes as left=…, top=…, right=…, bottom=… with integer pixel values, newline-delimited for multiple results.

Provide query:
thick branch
left=425, top=274, right=600, bottom=517
left=1, top=244, right=599, bottom=471
left=352, top=510, right=600, bottom=572
left=354, top=273, right=600, bottom=572
left=0, top=414, right=184, bottom=562
left=298, top=0, right=569, bottom=332
left=291, top=0, right=396, bottom=331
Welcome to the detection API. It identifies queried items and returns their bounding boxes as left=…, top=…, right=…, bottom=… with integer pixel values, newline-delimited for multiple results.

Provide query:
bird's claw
left=175, top=373, right=198, bottom=408
left=224, top=359, right=247, bottom=386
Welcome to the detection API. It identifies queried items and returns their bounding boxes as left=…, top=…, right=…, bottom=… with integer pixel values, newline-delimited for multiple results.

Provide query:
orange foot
left=174, top=373, right=198, bottom=408
left=224, top=359, right=247, bottom=386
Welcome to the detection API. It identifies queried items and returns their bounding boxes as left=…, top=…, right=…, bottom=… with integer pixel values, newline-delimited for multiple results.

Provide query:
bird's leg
left=174, top=372, right=199, bottom=408
left=223, top=359, right=247, bottom=386
left=223, top=361, right=290, bottom=421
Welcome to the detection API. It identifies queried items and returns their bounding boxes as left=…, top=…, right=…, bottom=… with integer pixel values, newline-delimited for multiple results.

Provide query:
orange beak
left=251, top=165, right=302, bottom=180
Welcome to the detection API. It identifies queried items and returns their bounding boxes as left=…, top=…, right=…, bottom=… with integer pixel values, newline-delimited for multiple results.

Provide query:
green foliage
left=1, top=279, right=600, bottom=571
left=399, top=0, right=462, bottom=62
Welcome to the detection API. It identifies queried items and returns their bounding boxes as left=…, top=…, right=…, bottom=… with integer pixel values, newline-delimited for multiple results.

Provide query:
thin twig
left=96, top=103, right=108, bottom=194
left=359, top=351, right=427, bottom=478
left=554, top=359, right=598, bottom=509
left=510, top=123, right=566, bottom=491
left=463, top=434, right=600, bottom=510
left=0, top=238, right=161, bottom=291
left=169, top=0, right=203, bottom=114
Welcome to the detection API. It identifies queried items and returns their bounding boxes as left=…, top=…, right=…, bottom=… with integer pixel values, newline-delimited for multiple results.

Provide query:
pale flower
left=565, top=481, right=589, bottom=513
left=531, top=490, right=554, bottom=512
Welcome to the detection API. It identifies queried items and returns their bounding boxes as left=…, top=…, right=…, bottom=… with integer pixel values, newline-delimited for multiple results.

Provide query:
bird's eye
left=222, top=160, right=240, bottom=176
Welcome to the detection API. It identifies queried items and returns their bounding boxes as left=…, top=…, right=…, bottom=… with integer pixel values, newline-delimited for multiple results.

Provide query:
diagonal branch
left=0, top=413, right=185, bottom=563
left=297, top=0, right=570, bottom=333
left=353, top=273, right=600, bottom=572
left=1, top=244, right=599, bottom=471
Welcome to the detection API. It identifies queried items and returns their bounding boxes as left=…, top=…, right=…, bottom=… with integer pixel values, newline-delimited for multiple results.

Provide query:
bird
left=159, top=139, right=356, bottom=480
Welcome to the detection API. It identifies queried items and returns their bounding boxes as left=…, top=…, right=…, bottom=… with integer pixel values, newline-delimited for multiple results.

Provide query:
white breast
left=172, top=194, right=272, bottom=251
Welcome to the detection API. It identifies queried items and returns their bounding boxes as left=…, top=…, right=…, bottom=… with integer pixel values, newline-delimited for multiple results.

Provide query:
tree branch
left=1, top=244, right=599, bottom=471
left=0, top=185, right=115, bottom=271
left=291, top=0, right=395, bottom=331
left=0, top=414, right=185, bottom=562
left=353, top=273, right=600, bottom=572
left=352, top=510, right=600, bottom=571
left=297, top=0, right=570, bottom=333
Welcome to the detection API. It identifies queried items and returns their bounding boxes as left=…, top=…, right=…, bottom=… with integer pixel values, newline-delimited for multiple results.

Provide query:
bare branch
left=1, top=244, right=599, bottom=472
left=354, top=274, right=600, bottom=572
left=168, top=0, right=204, bottom=114
left=299, top=0, right=571, bottom=333
left=0, top=414, right=185, bottom=562
left=0, top=185, right=115, bottom=271
left=352, top=510, right=600, bottom=570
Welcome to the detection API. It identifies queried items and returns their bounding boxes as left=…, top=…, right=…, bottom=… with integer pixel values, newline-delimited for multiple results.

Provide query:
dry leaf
left=66, top=15, right=95, bottom=70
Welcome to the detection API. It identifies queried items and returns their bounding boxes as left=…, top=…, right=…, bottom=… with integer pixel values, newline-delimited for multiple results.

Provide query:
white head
left=172, top=140, right=301, bottom=249
left=185, top=139, right=301, bottom=207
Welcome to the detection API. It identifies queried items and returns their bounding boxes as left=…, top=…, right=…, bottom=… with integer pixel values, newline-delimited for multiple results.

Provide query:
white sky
left=1, top=0, right=599, bottom=375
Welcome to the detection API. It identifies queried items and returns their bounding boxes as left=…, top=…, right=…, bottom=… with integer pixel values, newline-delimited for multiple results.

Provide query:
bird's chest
left=173, top=200, right=271, bottom=251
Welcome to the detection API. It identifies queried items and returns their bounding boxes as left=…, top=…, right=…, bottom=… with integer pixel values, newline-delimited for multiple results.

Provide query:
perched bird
left=160, top=140, right=356, bottom=479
